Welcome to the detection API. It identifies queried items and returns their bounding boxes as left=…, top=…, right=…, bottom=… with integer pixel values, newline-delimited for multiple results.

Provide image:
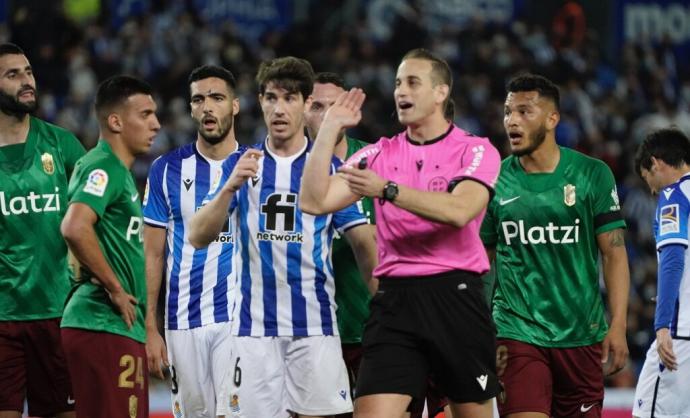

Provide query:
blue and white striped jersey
left=654, top=173, right=690, bottom=338
left=143, top=141, right=244, bottom=330
left=212, top=138, right=367, bottom=337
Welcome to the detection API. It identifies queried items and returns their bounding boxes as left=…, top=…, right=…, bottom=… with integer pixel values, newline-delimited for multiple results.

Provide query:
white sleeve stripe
left=144, top=217, right=168, bottom=227
left=657, top=238, right=689, bottom=249
left=337, top=218, right=368, bottom=234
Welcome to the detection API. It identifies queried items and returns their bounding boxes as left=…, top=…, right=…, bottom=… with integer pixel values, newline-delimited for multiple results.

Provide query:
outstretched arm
left=301, top=88, right=366, bottom=215
left=597, top=228, right=630, bottom=375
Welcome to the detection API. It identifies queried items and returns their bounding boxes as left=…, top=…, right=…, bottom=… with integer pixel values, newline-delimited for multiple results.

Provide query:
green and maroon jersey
left=0, top=117, right=85, bottom=321
left=333, top=137, right=375, bottom=344
left=481, top=147, right=625, bottom=347
left=60, top=141, right=146, bottom=343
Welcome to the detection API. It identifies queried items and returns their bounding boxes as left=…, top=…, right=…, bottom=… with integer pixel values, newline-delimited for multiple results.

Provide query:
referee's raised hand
left=322, top=87, right=366, bottom=131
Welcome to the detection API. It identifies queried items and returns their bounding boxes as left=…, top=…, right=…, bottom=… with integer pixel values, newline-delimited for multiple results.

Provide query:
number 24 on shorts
left=118, top=354, right=145, bottom=390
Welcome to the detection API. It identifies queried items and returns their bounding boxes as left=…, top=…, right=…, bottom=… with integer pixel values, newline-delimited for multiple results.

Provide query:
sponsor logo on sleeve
left=83, top=169, right=108, bottom=197
left=660, top=204, right=680, bottom=235
left=463, top=145, right=485, bottom=176
left=610, top=186, right=621, bottom=211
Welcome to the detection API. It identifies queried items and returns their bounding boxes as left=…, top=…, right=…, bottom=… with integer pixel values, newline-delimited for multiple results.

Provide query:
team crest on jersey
left=83, top=169, right=108, bottom=197
left=428, top=176, right=448, bottom=192
left=230, top=394, right=240, bottom=413
left=128, top=395, right=138, bottom=418
left=41, top=153, right=55, bottom=175
left=660, top=204, right=680, bottom=235
left=564, top=184, right=576, bottom=206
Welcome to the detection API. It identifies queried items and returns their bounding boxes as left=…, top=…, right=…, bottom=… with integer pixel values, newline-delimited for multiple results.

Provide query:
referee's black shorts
left=355, top=269, right=500, bottom=404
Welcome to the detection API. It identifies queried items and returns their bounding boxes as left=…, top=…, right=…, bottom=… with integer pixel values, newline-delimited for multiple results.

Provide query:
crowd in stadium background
left=5, top=0, right=690, bottom=391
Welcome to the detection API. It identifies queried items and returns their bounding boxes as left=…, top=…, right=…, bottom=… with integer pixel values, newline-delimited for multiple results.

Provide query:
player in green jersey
left=480, top=74, right=630, bottom=418
left=60, top=75, right=160, bottom=418
left=304, top=73, right=377, bottom=413
left=0, top=43, right=85, bottom=418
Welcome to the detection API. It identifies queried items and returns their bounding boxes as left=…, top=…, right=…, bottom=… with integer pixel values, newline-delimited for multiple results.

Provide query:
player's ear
left=546, top=110, right=560, bottom=131
left=435, top=84, right=449, bottom=106
left=232, top=97, right=240, bottom=116
left=304, top=95, right=313, bottom=111
left=107, top=113, right=123, bottom=134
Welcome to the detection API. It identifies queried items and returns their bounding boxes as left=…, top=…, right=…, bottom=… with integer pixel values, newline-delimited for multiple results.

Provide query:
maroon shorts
left=61, top=328, right=148, bottom=418
left=0, top=318, right=74, bottom=416
left=497, top=339, right=603, bottom=418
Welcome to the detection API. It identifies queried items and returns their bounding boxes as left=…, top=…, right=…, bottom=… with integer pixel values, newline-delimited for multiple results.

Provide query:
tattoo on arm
left=608, top=229, right=625, bottom=247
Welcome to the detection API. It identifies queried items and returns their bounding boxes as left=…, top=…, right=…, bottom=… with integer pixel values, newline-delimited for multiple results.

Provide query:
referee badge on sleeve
left=564, top=184, right=576, bottom=206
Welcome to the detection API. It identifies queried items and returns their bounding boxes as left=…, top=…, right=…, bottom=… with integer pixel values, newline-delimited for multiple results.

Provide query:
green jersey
left=0, top=117, right=85, bottom=321
left=480, top=147, right=625, bottom=347
left=333, top=137, right=375, bottom=344
left=61, top=141, right=146, bottom=343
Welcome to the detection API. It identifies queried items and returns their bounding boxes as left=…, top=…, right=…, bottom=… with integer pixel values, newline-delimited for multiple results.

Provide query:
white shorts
left=166, top=322, right=234, bottom=417
left=633, top=338, right=690, bottom=418
left=227, top=335, right=352, bottom=417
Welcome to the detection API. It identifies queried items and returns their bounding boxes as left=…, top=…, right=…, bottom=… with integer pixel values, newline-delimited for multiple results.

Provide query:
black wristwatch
left=381, top=181, right=399, bottom=203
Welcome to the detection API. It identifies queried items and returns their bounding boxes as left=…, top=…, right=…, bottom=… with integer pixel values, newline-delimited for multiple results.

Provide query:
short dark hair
left=256, top=56, right=314, bottom=100
left=188, top=65, right=237, bottom=93
left=401, top=48, right=453, bottom=114
left=507, top=74, right=561, bottom=111
left=634, top=128, right=690, bottom=176
left=314, top=72, right=345, bottom=89
left=0, top=43, right=25, bottom=58
left=95, top=75, right=153, bottom=121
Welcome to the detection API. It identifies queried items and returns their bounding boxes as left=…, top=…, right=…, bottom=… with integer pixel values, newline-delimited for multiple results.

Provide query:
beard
left=0, top=85, right=37, bottom=119
left=199, top=114, right=233, bottom=145
left=512, top=124, right=547, bottom=157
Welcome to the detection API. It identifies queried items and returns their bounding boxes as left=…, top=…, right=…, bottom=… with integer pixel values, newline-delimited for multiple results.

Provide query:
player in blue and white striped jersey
left=190, top=57, right=377, bottom=418
left=633, top=128, right=690, bottom=417
left=143, top=65, right=245, bottom=418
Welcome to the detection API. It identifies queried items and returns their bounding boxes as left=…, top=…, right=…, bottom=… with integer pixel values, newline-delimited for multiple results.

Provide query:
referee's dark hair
left=0, top=43, right=25, bottom=58
left=95, top=75, right=153, bottom=124
left=634, top=128, right=690, bottom=177
left=188, top=65, right=237, bottom=94
left=507, top=73, right=561, bottom=111
left=402, top=48, right=453, bottom=118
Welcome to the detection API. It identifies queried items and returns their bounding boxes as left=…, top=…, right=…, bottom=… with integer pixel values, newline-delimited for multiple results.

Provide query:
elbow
left=188, top=232, right=207, bottom=250
left=451, top=214, right=471, bottom=229
left=187, top=216, right=209, bottom=249
left=60, top=219, right=79, bottom=246
left=299, top=196, right=326, bottom=215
